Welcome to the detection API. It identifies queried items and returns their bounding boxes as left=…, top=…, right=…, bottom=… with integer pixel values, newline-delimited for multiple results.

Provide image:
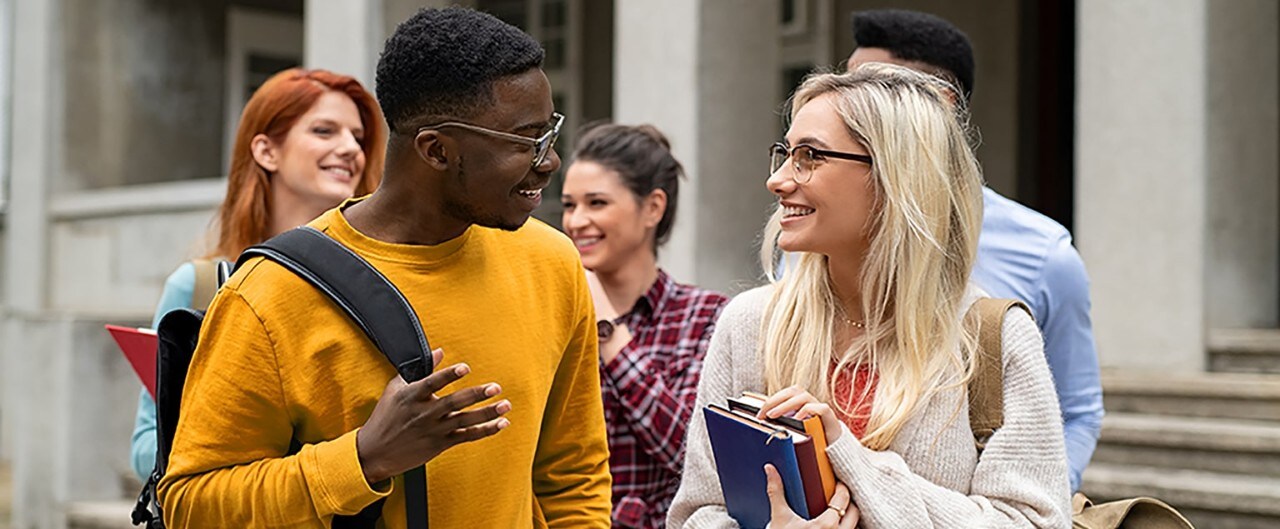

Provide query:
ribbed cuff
left=304, top=428, right=391, bottom=515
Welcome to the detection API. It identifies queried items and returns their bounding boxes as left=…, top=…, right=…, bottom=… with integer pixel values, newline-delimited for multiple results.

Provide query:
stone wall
left=4, top=181, right=220, bottom=527
left=45, top=181, right=222, bottom=316
left=60, top=0, right=228, bottom=192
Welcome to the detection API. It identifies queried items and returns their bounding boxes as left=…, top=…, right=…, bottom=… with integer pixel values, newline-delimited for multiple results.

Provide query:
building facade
left=0, top=0, right=1275, bottom=527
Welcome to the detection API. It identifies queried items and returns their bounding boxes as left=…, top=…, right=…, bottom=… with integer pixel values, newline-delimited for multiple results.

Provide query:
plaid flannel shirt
left=601, top=270, right=729, bottom=529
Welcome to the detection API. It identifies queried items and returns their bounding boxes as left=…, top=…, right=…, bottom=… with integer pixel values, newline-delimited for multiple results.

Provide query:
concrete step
left=1082, top=463, right=1280, bottom=529
left=1210, top=328, right=1280, bottom=375
left=1093, top=412, right=1280, bottom=477
left=1102, top=370, right=1280, bottom=421
left=66, top=501, right=135, bottom=529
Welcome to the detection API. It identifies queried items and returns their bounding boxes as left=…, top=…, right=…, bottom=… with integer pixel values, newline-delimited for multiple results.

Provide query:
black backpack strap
left=238, top=227, right=434, bottom=382
left=237, top=226, right=431, bottom=529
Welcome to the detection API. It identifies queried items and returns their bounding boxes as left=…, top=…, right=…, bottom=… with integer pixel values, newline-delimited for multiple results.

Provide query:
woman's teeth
left=324, top=167, right=353, bottom=178
left=783, top=205, right=815, bottom=218
left=575, top=237, right=601, bottom=248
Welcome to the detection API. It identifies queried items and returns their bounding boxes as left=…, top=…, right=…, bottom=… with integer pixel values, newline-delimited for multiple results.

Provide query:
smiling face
left=766, top=93, right=877, bottom=259
left=436, top=68, right=562, bottom=232
left=561, top=160, right=662, bottom=273
left=256, top=90, right=367, bottom=211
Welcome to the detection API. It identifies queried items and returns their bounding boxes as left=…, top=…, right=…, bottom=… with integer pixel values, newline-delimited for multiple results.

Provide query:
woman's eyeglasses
left=419, top=112, right=565, bottom=169
left=769, top=142, right=873, bottom=184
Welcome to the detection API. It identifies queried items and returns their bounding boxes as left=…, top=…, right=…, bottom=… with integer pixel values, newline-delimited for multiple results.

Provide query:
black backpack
left=132, top=226, right=431, bottom=529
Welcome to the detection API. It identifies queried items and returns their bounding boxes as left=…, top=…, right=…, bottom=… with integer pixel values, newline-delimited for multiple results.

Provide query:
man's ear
left=250, top=134, right=279, bottom=173
left=642, top=188, right=668, bottom=229
left=413, top=130, right=451, bottom=171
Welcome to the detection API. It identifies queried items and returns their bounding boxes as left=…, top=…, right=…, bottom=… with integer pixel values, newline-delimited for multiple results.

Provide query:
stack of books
left=703, top=392, right=836, bottom=529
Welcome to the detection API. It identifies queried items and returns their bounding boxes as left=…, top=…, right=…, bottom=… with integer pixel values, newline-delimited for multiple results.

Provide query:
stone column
left=0, top=0, right=13, bottom=463
left=1076, top=0, right=1208, bottom=372
left=1205, top=0, right=1279, bottom=328
left=4, top=0, right=60, bottom=525
left=305, top=0, right=384, bottom=87
left=3, top=0, right=56, bottom=463
left=614, top=0, right=780, bottom=294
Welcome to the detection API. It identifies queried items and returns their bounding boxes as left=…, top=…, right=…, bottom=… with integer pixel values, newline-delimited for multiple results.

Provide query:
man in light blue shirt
left=847, top=9, right=1104, bottom=492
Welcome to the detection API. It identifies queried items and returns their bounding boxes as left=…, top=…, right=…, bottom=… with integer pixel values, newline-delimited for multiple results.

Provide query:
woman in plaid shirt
left=561, top=123, right=730, bottom=529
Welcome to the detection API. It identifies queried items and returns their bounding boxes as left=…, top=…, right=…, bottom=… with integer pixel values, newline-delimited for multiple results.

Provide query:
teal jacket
left=129, top=263, right=195, bottom=481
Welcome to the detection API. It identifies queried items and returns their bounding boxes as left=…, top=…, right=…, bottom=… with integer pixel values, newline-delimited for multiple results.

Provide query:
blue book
left=703, top=404, right=812, bottom=529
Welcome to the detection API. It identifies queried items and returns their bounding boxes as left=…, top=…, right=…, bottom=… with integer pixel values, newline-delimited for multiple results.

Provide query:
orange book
left=799, top=414, right=836, bottom=500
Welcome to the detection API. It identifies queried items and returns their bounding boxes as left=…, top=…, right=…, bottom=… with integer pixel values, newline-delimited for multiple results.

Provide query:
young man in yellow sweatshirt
left=157, top=7, right=611, bottom=528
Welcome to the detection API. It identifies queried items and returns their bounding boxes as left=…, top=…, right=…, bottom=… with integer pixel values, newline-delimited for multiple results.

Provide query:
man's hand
left=765, top=464, right=860, bottom=529
left=356, top=348, right=511, bottom=485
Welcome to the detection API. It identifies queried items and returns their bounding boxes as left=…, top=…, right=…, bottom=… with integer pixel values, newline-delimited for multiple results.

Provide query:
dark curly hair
left=571, top=123, right=684, bottom=250
left=376, top=7, right=545, bottom=133
left=851, top=9, right=975, bottom=100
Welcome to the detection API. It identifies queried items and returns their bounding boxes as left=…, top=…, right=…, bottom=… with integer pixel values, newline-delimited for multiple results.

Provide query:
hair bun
left=633, top=124, right=672, bottom=151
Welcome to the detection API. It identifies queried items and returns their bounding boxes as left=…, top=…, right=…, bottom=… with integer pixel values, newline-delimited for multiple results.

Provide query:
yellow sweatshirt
left=157, top=206, right=611, bottom=528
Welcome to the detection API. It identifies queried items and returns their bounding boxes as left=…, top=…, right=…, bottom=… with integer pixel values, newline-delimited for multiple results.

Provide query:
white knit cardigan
left=668, top=285, right=1071, bottom=528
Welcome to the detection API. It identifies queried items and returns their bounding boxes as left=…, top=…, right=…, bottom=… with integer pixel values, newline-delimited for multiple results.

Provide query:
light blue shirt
left=130, top=262, right=195, bottom=481
left=972, top=187, right=1104, bottom=492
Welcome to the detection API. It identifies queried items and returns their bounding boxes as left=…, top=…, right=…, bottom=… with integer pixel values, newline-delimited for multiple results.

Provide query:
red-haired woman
left=129, top=68, right=385, bottom=481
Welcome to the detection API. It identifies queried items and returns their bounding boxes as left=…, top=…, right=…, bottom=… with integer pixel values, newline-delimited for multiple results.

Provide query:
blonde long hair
left=759, top=64, right=984, bottom=450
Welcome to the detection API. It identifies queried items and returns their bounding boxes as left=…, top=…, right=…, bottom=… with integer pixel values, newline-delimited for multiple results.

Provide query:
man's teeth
left=784, top=205, right=815, bottom=217
left=519, top=189, right=542, bottom=199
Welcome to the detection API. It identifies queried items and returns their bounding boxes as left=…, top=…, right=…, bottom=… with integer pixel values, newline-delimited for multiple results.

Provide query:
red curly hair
left=210, top=68, right=385, bottom=258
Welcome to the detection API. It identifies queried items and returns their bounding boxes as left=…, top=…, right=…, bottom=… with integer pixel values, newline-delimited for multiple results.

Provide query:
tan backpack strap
left=966, top=298, right=1031, bottom=453
left=1070, top=493, right=1194, bottom=529
left=189, top=259, right=220, bottom=311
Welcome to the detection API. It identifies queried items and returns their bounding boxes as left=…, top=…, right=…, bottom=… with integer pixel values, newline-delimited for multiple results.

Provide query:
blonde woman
left=669, top=64, right=1070, bottom=528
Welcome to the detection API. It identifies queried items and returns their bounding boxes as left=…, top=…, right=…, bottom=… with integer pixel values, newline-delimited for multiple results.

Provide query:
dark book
left=726, top=392, right=837, bottom=506
left=703, top=404, right=813, bottom=529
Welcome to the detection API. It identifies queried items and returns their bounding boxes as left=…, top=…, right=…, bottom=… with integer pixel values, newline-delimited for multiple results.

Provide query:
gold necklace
left=838, top=313, right=866, bottom=329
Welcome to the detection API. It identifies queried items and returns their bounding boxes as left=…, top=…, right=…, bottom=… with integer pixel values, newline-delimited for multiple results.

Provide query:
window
left=780, top=0, right=809, bottom=36
left=778, top=0, right=835, bottom=118
left=223, top=6, right=304, bottom=170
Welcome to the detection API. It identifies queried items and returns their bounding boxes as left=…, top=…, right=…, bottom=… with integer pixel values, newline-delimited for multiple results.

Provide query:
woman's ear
left=250, top=134, right=280, bottom=173
left=642, top=189, right=668, bottom=229
left=413, top=130, right=451, bottom=171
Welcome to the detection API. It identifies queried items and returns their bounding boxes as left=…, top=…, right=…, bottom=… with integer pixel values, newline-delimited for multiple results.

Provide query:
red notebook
left=106, top=324, right=159, bottom=398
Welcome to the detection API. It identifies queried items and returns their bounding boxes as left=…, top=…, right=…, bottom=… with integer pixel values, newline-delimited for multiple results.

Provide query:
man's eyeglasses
left=419, top=112, right=565, bottom=169
left=769, top=142, right=873, bottom=184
